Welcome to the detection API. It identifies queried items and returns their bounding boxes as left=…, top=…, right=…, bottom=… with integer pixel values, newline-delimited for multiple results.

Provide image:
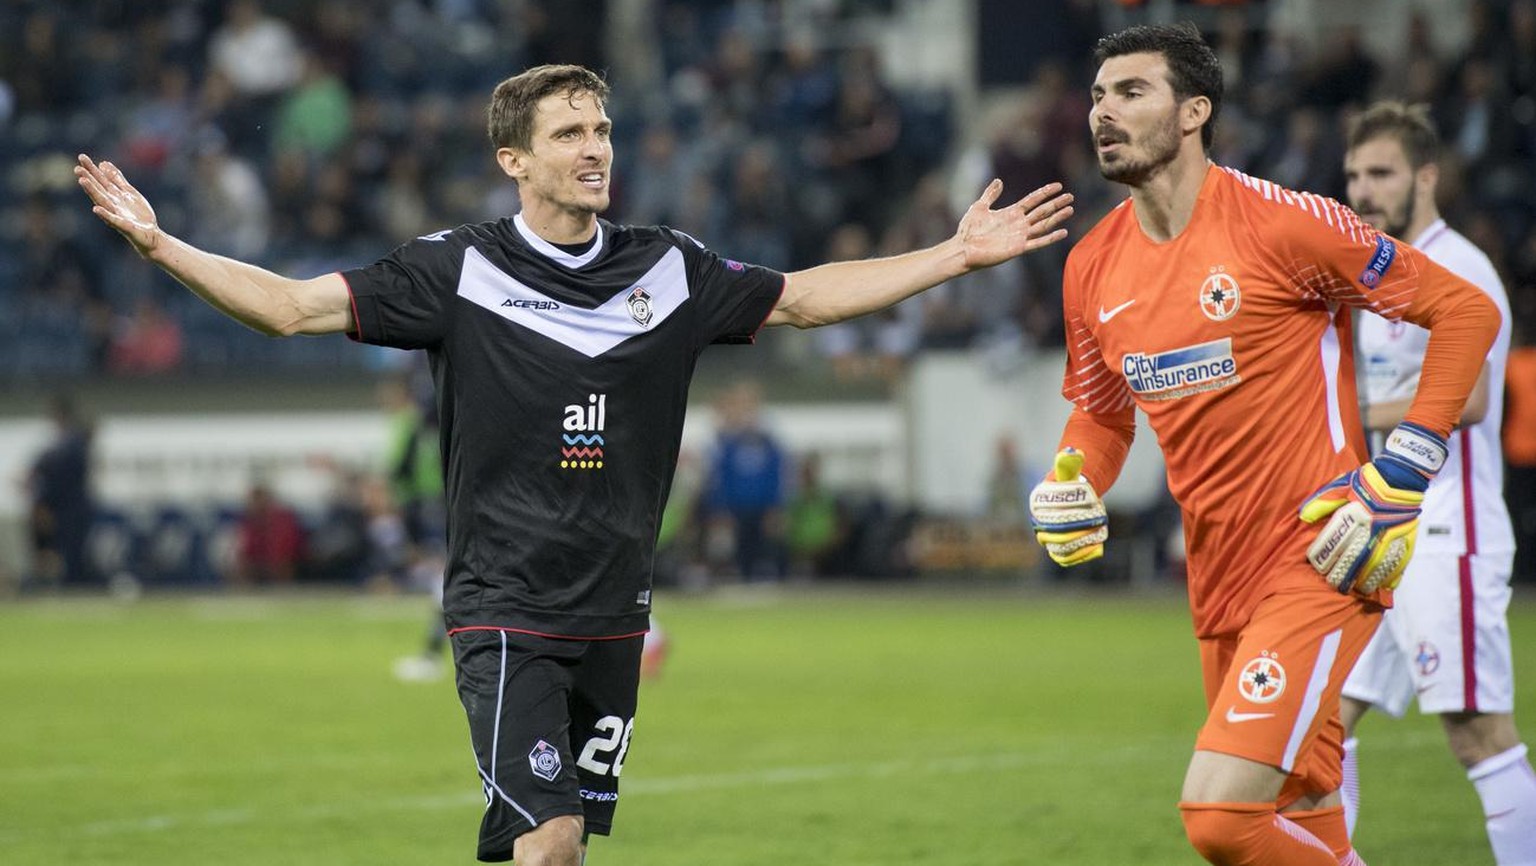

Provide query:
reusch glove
left=1029, top=448, right=1109, bottom=566
left=1298, top=421, right=1448, bottom=595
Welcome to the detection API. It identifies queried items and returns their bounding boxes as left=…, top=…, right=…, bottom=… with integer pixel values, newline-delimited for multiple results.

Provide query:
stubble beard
left=1097, top=114, right=1182, bottom=186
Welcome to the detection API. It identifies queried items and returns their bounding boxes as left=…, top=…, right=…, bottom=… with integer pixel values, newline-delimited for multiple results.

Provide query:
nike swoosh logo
left=1098, top=299, right=1136, bottom=323
left=1225, top=707, right=1275, bottom=724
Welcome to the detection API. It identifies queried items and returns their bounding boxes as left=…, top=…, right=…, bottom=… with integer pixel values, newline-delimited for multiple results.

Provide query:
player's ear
left=1415, top=160, right=1439, bottom=198
left=495, top=147, right=527, bottom=181
left=1182, top=95, right=1212, bottom=137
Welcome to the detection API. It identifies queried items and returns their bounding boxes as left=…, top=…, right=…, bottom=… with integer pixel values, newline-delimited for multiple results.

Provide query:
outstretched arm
left=75, top=154, right=353, bottom=337
left=764, top=180, right=1073, bottom=328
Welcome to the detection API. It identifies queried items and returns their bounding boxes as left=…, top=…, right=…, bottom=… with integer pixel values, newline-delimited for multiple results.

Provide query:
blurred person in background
left=1506, top=325, right=1536, bottom=582
left=379, top=371, right=452, bottom=683
left=75, top=62, right=1072, bottom=866
left=107, top=295, right=185, bottom=376
left=1033, top=24, right=1500, bottom=866
left=702, top=380, right=787, bottom=582
left=230, top=481, right=305, bottom=588
left=1337, top=100, right=1535, bottom=866
left=25, top=395, right=96, bottom=590
left=783, top=451, right=844, bottom=579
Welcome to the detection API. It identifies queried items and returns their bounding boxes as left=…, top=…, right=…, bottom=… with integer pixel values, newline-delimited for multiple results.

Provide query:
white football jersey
left=1356, top=219, right=1514, bottom=553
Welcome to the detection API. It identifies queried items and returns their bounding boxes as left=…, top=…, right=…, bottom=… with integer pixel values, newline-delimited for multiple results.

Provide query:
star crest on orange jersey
left=1199, top=267, right=1241, bottom=321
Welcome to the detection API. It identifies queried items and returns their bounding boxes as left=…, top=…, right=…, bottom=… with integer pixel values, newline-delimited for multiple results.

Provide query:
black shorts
left=451, top=628, right=643, bottom=863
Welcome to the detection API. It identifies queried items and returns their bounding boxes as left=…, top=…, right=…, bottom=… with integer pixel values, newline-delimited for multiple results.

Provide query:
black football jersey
left=343, top=214, right=784, bottom=637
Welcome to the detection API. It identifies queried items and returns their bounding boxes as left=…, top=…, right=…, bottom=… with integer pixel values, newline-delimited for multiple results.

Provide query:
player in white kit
left=1339, top=101, right=1536, bottom=865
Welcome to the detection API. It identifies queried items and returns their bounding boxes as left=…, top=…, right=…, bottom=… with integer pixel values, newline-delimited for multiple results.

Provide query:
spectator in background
left=206, top=0, right=302, bottom=151
left=381, top=371, right=451, bottom=682
left=25, top=395, right=96, bottom=589
left=704, top=381, right=788, bottom=582
left=805, top=48, right=904, bottom=235
left=984, top=436, right=1030, bottom=526
left=784, top=451, right=844, bottom=579
left=272, top=51, right=352, bottom=158
left=16, top=196, right=114, bottom=371
left=1506, top=327, right=1536, bottom=582
left=812, top=222, right=919, bottom=383
left=231, top=482, right=305, bottom=588
left=186, top=128, right=271, bottom=259
left=108, top=295, right=184, bottom=376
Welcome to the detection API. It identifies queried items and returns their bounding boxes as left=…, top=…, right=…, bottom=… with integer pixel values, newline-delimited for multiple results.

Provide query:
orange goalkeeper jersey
left=1059, top=165, right=1500, bottom=637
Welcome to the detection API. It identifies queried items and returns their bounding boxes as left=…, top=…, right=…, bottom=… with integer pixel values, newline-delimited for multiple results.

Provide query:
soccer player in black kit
left=75, top=64, right=1074, bottom=865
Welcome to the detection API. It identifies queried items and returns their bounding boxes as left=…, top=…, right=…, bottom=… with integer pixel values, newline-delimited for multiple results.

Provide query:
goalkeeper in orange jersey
left=1029, top=23, right=1501, bottom=866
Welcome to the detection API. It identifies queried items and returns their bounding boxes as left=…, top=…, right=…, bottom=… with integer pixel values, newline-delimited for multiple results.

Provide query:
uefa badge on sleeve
left=529, top=740, right=563, bottom=782
left=626, top=286, right=654, bottom=327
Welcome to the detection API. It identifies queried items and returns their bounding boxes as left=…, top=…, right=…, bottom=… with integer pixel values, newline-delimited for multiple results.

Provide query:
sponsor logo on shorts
left=1237, top=652, right=1286, bottom=704
left=1414, top=641, right=1441, bottom=677
left=580, top=789, right=620, bottom=802
left=1122, top=338, right=1241, bottom=401
left=529, top=740, right=563, bottom=782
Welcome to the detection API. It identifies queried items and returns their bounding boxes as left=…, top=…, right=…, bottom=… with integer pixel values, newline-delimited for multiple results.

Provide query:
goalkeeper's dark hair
left=487, top=64, right=610, bottom=152
left=1093, top=22, right=1223, bottom=151
left=1346, top=101, right=1440, bottom=170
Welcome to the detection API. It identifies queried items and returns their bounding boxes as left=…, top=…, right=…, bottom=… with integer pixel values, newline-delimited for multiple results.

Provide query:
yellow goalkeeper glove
left=1298, top=422, right=1446, bottom=595
left=1029, top=448, right=1108, bottom=566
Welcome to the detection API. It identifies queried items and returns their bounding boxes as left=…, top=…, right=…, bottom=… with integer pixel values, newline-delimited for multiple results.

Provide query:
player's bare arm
left=1363, top=364, right=1492, bottom=431
left=75, top=154, right=354, bottom=337
left=764, top=179, right=1072, bottom=328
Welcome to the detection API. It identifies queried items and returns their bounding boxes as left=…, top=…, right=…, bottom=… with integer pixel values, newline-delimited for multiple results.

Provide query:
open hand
left=955, top=179, right=1073, bottom=270
left=75, top=154, right=161, bottom=257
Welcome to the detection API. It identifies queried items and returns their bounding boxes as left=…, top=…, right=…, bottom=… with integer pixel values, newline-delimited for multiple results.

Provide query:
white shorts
left=1342, top=548, right=1516, bottom=716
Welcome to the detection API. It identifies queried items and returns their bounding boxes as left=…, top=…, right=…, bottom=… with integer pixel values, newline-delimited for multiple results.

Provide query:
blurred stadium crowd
left=5, top=0, right=1536, bottom=590
left=4, top=0, right=1530, bottom=382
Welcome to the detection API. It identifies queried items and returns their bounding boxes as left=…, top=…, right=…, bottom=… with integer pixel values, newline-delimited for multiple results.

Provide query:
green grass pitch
left=0, top=586, right=1529, bottom=864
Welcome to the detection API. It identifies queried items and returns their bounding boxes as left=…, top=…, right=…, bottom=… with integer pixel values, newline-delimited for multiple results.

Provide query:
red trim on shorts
left=337, top=271, right=363, bottom=341
left=1459, top=427, right=1479, bottom=711
left=447, top=625, right=649, bottom=641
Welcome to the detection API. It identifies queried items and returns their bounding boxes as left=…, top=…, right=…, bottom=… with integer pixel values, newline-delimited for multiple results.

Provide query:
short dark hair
left=487, top=64, right=610, bottom=151
left=1093, top=22, right=1223, bottom=150
left=1346, top=101, right=1440, bottom=170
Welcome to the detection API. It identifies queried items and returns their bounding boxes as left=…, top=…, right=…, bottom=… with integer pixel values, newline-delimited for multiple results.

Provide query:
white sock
left=1468, top=743, right=1536, bottom=866
left=1341, top=736, right=1360, bottom=837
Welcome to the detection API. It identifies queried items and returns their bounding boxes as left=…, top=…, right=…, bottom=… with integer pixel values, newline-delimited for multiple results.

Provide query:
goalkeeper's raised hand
left=1298, top=422, right=1448, bottom=595
left=1029, top=448, right=1108, bottom=566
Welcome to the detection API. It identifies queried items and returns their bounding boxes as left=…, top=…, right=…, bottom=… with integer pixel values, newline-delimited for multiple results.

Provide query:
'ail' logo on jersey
left=626, top=287, right=654, bottom=327
left=1237, top=652, right=1286, bottom=704
left=561, top=393, right=606, bottom=470
left=1198, top=267, right=1241, bottom=321
left=1122, top=338, right=1241, bottom=401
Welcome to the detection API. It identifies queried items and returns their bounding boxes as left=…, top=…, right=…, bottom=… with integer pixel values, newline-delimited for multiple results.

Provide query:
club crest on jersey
left=1237, top=652, right=1286, bottom=704
left=1122, top=338, right=1241, bottom=401
left=529, top=740, right=563, bottom=782
left=561, top=393, right=606, bottom=470
left=626, top=287, right=654, bottom=327
left=1198, top=267, right=1241, bottom=321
